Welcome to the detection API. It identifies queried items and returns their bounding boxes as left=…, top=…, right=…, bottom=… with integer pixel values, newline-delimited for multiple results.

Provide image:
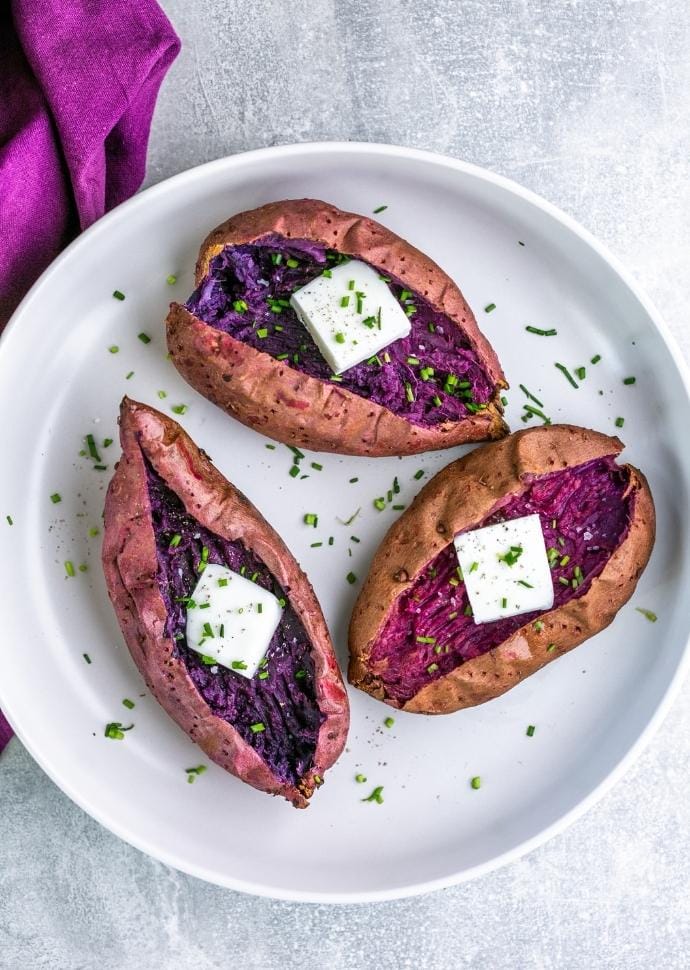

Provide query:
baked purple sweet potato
left=349, top=425, right=655, bottom=713
left=102, top=398, right=349, bottom=807
left=166, top=198, right=508, bottom=456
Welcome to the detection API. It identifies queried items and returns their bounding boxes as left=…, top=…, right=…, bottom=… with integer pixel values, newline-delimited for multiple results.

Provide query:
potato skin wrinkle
left=166, top=198, right=507, bottom=456
left=348, top=425, right=655, bottom=714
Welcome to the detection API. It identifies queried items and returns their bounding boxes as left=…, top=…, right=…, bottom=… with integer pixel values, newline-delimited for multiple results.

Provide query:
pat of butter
left=185, top=563, right=283, bottom=678
left=453, top=513, right=554, bottom=624
left=289, top=259, right=411, bottom=374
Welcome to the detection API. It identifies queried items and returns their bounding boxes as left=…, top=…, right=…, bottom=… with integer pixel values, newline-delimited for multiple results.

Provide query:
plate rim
left=1, top=140, right=690, bottom=904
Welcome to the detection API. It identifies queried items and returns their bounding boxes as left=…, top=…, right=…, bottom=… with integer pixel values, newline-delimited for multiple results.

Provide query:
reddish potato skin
left=102, top=397, right=349, bottom=807
left=166, top=198, right=508, bottom=456
left=348, top=425, right=656, bottom=714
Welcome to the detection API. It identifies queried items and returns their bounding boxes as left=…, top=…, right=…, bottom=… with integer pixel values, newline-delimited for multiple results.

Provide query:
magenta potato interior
left=185, top=234, right=496, bottom=427
left=370, top=457, right=633, bottom=703
left=146, top=463, right=323, bottom=785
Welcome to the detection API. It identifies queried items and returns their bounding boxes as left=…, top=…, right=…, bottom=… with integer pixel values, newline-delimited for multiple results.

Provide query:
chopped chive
left=484, top=303, right=496, bottom=313
left=340, top=295, right=350, bottom=307
left=523, top=403, right=552, bottom=423
left=464, top=604, right=473, bottom=617
left=88, top=527, right=100, bottom=537
left=112, top=290, right=125, bottom=301
left=519, top=384, right=544, bottom=407
left=303, top=513, right=318, bottom=527
left=416, top=635, right=436, bottom=644
left=525, top=326, right=557, bottom=336
left=85, top=434, right=101, bottom=462
left=166, top=274, right=177, bottom=285
left=185, top=765, right=207, bottom=783
left=373, top=497, right=386, bottom=511
left=108, top=345, right=119, bottom=354
left=635, top=607, right=658, bottom=622
left=231, top=660, right=248, bottom=670
left=559, top=554, right=570, bottom=566
left=289, top=465, right=300, bottom=478
left=591, top=354, right=602, bottom=364
left=346, top=571, right=357, bottom=585
left=6, top=515, right=12, bottom=526
left=355, top=773, right=367, bottom=783
left=533, top=620, right=544, bottom=632
left=50, top=493, right=61, bottom=504
left=310, top=541, right=323, bottom=548
left=501, top=395, right=508, bottom=406
left=404, top=382, right=415, bottom=403
left=78, top=564, right=88, bottom=573
left=258, top=671, right=269, bottom=680
left=501, top=597, right=508, bottom=608
left=217, top=578, right=228, bottom=587
left=349, top=477, right=359, bottom=484
left=137, top=332, right=151, bottom=344
left=547, top=643, right=557, bottom=652
left=311, top=462, right=323, bottom=471
left=615, top=416, right=625, bottom=428
left=250, top=722, right=265, bottom=733
left=104, top=722, right=125, bottom=740
left=413, top=469, right=425, bottom=481
left=470, top=776, right=481, bottom=790
left=526, top=725, right=536, bottom=737
left=623, top=376, right=636, bottom=385
left=575, top=366, right=586, bottom=380
left=202, top=622, right=214, bottom=639
left=427, top=663, right=439, bottom=674
left=322, top=269, right=332, bottom=278
left=232, top=299, right=248, bottom=313
left=122, top=698, right=135, bottom=710
left=64, top=561, right=75, bottom=578
left=265, top=443, right=276, bottom=450
left=335, top=332, right=346, bottom=344
left=554, top=362, right=578, bottom=388
left=286, top=257, right=299, bottom=268
left=256, top=328, right=268, bottom=339
left=383, top=717, right=395, bottom=728
left=373, top=205, right=388, bottom=214
left=83, top=653, right=92, bottom=664
left=295, top=670, right=307, bottom=680
left=406, top=356, right=420, bottom=366
left=171, top=404, right=188, bottom=415
left=517, top=580, right=534, bottom=588
left=362, top=786, right=384, bottom=804
left=200, top=655, right=216, bottom=665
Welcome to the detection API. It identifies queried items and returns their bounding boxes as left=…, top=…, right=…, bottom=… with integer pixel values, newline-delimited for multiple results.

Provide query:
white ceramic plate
left=1, top=144, right=689, bottom=904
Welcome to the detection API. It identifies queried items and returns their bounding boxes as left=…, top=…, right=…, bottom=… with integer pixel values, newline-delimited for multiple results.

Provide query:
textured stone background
left=2, top=1, right=690, bottom=967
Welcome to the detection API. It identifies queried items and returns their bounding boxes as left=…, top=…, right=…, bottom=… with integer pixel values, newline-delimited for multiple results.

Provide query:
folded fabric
left=0, top=0, right=180, bottom=751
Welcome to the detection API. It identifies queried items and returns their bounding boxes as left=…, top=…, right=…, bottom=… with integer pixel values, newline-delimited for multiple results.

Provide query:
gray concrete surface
left=3, top=1, right=690, bottom=967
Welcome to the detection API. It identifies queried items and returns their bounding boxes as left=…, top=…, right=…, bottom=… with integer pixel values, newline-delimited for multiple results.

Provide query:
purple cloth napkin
left=0, top=0, right=180, bottom=752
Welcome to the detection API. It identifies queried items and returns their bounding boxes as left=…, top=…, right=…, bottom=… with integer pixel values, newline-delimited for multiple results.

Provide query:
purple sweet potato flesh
left=371, top=457, right=632, bottom=703
left=185, top=234, right=495, bottom=428
left=146, top=462, right=323, bottom=785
